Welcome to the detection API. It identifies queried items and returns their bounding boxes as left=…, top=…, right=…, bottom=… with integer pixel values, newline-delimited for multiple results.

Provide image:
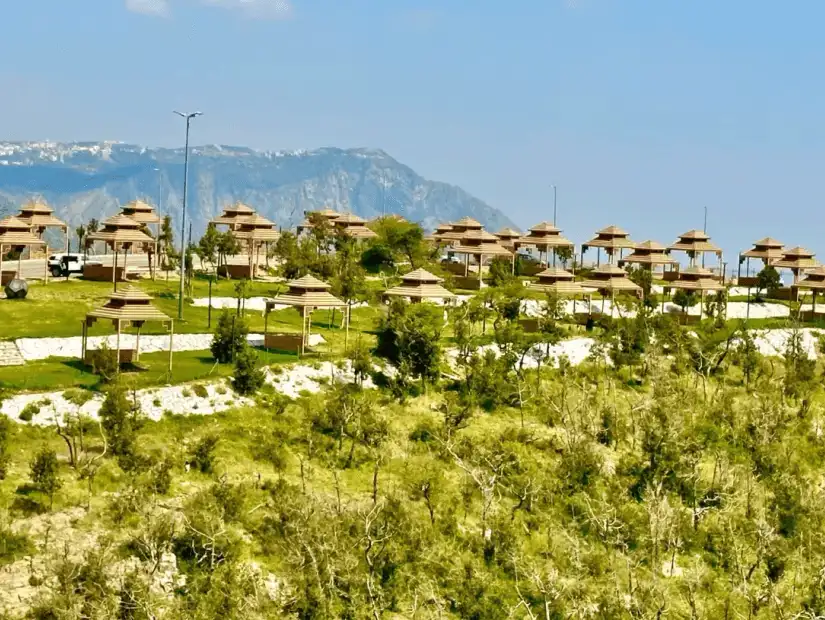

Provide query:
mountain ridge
left=0, top=141, right=516, bottom=239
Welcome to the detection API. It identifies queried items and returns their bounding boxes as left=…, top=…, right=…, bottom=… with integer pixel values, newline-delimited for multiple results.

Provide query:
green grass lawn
left=0, top=349, right=296, bottom=393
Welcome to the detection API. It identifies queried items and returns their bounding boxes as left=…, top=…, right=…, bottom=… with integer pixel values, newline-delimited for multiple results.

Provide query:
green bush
left=210, top=310, right=249, bottom=363
left=189, top=434, right=219, bottom=474
left=193, top=384, right=209, bottom=399
left=233, top=344, right=265, bottom=396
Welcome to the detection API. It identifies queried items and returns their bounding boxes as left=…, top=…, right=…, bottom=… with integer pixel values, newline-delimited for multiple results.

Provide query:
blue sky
left=2, top=0, right=825, bottom=261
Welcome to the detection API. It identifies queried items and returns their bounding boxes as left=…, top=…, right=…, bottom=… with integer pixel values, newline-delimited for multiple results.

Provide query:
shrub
left=29, top=448, right=61, bottom=509
left=99, top=387, right=143, bottom=458
left=210, top=310, right=249, bottom=363
left=19, top=402, right=39, bottom=422
left=148, top=456, right=175, bottom=495
left=192, top=384, right=209, bottom=399
left=0, top=527, right=33, bottom=566
left=189, top=434, right=219, bottom=474
left=91, top=341, right=119, bottom=382
left=0, top=416, right=11, bottom=480
left=233, top=344, right=265, bottom=396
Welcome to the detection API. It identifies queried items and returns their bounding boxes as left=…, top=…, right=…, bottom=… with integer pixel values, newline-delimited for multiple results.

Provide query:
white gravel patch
left=191, top=297, right=370, bottom=312
left=1, top=359, right=372, bottom=426
left=15, top=333, right=266, bottom=362
left=445, top=337, right=599, bottom=370
left=520, top=299, right=789, bottom=320
left=750, top=328, right=824, bottom=359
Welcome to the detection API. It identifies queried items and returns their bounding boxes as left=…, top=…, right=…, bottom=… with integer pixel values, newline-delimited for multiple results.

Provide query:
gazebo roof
left=17, top=200, right=67, bottom=229
left=0, top=216, right=34, bottom=232
left=583, top=225, right=635, bottom=251
left=529, top=221, right=562, bottom=234
left=305, top=208, right=341, bottom=220
left=0, top=216, right=48, bottom=245
left=384, top=268, right=455, bottom=300
left=453, top=236, right=513, bottom=257
left=451, top=216, right=483, bottom=230
left=266, top=274, right=347, bottom=309
left=212, top=202, right=255, bottom=226
left=796, top=266, right=825, bottom=290
left=333, top=212, right=367, bottom=225
left=529, top=267, right=588, bottom=295
left=580, top=264, right=642, bottom=293
left=668, top=266, right=725, bottom=292
left=121, top=200, right=161, bottom=224
left=742, top=237, right=785, bottom=261
left=87, top=214, right=153, bottom=245
left=86, top=286, right=171, bottom=324
left=620, top=240, right=678, bottom=266
left=234, top=214, right=281, bottom=242
left=773, top=247, right=817, bottom=270
left=494, top=227, right=522, bottom=239
left=668, top=230, right=721, bottom=255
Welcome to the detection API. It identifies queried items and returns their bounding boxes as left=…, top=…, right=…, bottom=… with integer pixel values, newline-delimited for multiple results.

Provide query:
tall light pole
left=173, top=110, right=202, bottom=320
left=551, top=185, right=558, bottom=226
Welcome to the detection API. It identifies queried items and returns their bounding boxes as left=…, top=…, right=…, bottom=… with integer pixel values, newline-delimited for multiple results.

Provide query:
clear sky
left=2, top=0, right=825, bottom=262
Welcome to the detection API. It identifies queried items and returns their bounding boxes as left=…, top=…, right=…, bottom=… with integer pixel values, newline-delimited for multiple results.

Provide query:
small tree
left=756, top=265, right=781, bottom=301
left=232, top=344, right=265, bottom=396
left=234, top=278, right=251, bottom=316
left=197, top=222, right=221, bottom=276
left=0, top=415, right=11, bottom=480
left=211, top=310, right=249, bottom=363
left=217, top=230, right=241, bottom=278
left=99, top=386, right=142, bottom=459
left=30, top=448, right=62, bottom=509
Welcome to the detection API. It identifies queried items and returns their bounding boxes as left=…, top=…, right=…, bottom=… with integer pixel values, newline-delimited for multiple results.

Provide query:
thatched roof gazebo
left=87, top=214, right=154, bottom=289
left=515, top=222, right=575, bottom=266
left=772, top=247, right=817, bottom=283
left=434, top=217, right=483, bottom=245
left=298, top=208, right=342, bottom=235
left=121, top=200, right=162, bottom=279
left=17, top=200, right=69, bottom=253
left=581, top=264, right=642, bottom=316
left=797, top=266, right=825, bottom=317
left=620, top=240, right=678, bottom=267
left=529, top=267, right=588, bottom=296
left=581, top=225, right=635, bottom=266
left=211, top=202, right=256, bottom=229
left=665, top=266, right=727, bottom=319
left=331, top=213, right=378, bottom=240
left=384, top=268, right=455, bottom=303
left=737, top=237, right=785, bottom=289
left=668, top=230, right=722, bottom=268
left=0, top=216, right=49, bottom=285
left=493, top=227, right=522, bottom=250
left=81, top=285, right=174, bottom=371
left=452, top=229, right=513, bottom=283
left=232, top=214, right=281, bottom=278
left=264, top=275, right=348, bottom=356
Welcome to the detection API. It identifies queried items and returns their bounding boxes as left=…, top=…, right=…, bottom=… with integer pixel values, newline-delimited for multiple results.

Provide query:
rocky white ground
left=0, top=359, right=372, bottom=426
left=191, top=297, right=370, bottom=313
left=12, top=332, right=327, bottom=363
left=519, top=299, right=792, bottom=320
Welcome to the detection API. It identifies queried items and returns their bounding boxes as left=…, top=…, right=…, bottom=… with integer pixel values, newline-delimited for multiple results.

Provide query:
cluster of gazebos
left=428, top=217, right=735, bottom=316
left=0, top=200, right=69, bottom=285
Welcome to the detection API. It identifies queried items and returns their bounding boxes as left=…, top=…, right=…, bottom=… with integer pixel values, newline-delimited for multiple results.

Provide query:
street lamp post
left=551, top=184, right=557, bottom=226
left=173, top=110, right=202, bottom=320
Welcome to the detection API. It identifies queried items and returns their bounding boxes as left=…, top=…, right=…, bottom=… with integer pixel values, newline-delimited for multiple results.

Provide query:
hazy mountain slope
left=0, top=142, right=515, bottom=238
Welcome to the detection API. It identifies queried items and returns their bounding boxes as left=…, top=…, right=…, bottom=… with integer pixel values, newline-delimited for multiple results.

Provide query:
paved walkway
left=0, top=342, right=25, bottom=366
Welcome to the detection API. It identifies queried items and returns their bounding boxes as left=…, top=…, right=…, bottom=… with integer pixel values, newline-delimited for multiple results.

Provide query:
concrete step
left=0, top=341, right=25, bottom=366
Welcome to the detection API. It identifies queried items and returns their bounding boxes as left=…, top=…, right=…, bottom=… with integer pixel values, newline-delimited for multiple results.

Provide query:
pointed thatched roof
left=86, top=286, right=171, bottom=324
left=211, top=202, right=256, bottom=227
left=742, top=236, right=785, bottom=262
left=772, top=247, right=818, bottom=271
left=266, top=275, right=347, bottom=310
left=0, top=216, right=48, bottom=247
left=580, top=264, right=642, bottom=294
left=620, top=240, right=678, bottom=266
left=796, top=266, right=825, bottom=291
left=668, top=230, right=721, bottom=255
left=529, top=267, right=588, bottom=295
left=516, top=221, right=574, bottom=251
left=87, top=214, right=153, bottom=246
left=582, top=225, right=635, bottom=252
left=233, top=214, right=281, bottom=243
left=384, top=268, right=455, bottom=300
left=121, top=199, right=161, bottom=224
left=17, top=200, right=68, bottom=230
left=667, top=266, right=725, bottom=292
